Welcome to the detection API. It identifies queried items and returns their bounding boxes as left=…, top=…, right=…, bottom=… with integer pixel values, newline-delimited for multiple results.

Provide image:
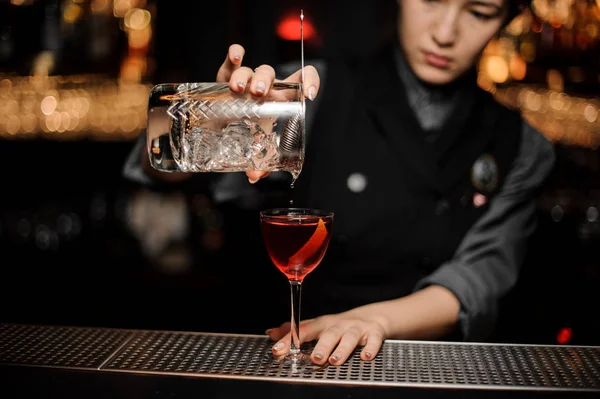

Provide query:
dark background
left=0, top=0, right=599, bottom=346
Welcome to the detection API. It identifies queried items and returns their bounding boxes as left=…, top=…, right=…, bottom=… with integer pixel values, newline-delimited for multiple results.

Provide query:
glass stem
left=289, top=279, right=302, bottom=356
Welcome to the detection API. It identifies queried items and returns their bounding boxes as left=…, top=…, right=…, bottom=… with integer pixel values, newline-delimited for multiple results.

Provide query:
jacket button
left=435, top=199, right=450, bottom=215
left=347, top=173, right=367, bottom=193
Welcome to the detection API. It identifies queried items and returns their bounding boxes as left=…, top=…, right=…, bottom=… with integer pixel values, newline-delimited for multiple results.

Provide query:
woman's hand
left=216, top=44, right=321, bottom=183
left=265, top=286, right=461, bottom=366
left=266, top=313, right=388, bottom=366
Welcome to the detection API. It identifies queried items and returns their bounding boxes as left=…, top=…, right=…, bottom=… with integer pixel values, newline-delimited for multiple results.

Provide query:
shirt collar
left=393, top=43, right=477, bottom=131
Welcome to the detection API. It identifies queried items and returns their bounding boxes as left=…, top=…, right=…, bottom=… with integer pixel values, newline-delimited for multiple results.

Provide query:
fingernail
left=255, top=81, right=266, bottom=94
left=307, top=86, right=316, bottom=101
left=273, top=342, right=284, bottom=351
left=233, top=54, right=242, bottom=62
left=237, top=80, right=245, bottom=90
left=330, top=354, right=340, bottom=362
left=364, top=351, right=372, bottom=360
left=313, top=351, right=323, bottom=360
left=248, top=177, right=258, bottom=184
left=264, top=328, right=273, bottom=335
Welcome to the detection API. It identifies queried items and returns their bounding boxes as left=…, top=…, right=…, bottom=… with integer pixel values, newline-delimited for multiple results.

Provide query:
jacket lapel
left=318, top=43, right=502, bottom=196
left=362, top=48, right=441, bottom=192
left=436, top=91, right=500, bottom=193
left=362, top=46, right=500, bottom=196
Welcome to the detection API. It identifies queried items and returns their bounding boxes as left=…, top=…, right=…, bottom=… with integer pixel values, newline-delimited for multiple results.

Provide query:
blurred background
left=0, top=0, right=599, bottom=346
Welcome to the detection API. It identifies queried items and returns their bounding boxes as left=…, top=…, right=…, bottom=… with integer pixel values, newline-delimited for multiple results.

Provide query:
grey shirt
left=394, top=47, right=462, bottom=132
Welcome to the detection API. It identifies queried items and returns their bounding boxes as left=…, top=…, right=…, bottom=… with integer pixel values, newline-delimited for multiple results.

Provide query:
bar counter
left=1, top=323, right=599, bottom=398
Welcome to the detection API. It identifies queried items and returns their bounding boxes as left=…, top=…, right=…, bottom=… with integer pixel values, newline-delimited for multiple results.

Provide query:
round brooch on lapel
left=471, top=153, right=498, bottom=194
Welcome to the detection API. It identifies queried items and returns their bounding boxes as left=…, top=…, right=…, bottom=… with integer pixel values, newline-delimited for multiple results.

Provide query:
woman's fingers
left=229, top=66, right=254, bottom=93
left=227, top=64, right=276, bottom=96
left=216, top=44, right=277, bottom=97
left=360, top=330, right=384, bottom=361
left=328, top=326, right=366, bottom=366
left=266, top=321, right=291, bottom=357
left=250, top=64, right=276, bottom=96
left=271, top=331, right=291, bottom=356
left=217, top=45, right=321, bottom=101
left=265, top=321, right=291, bottom=341
left=246, top=170, right=270, bottom=184
left=216, top=44, right=245, bottom=83
left=282, top=65, right=321, bottom=101
left=310, top=326, right=344, bottom=364
left=308, top=319, right=384, bottom=365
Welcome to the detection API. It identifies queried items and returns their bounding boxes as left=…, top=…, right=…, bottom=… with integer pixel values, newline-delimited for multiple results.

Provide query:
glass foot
left=283, top=352, right=313, bottom=367
left=269, top=350, right=325, bottom=374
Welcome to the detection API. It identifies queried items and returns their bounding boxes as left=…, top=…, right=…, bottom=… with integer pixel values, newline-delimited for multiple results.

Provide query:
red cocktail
left=260, top=208, right=334, bottom=369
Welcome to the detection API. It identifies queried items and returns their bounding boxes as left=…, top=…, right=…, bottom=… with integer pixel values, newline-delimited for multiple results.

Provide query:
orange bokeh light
left=277, top=15, right=316, bottom=41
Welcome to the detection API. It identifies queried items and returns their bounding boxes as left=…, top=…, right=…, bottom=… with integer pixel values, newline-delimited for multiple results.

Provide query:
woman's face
left=398, top=0, right=509, bottom=85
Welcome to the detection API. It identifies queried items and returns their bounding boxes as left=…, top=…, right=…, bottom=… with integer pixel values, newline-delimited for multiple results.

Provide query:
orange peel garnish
left=289, top=218, right=328, bottom=267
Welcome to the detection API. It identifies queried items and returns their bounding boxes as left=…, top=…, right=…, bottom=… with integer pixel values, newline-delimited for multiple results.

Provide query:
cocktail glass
left=260, top=208, right=334, bottom=370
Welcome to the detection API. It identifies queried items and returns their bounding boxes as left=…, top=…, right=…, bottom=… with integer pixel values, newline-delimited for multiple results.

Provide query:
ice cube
left=190, top=127, right=218, bottom=171
left=249, top=121, right=279, bottom=169
left=210, top=121, right=253, bottom=169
